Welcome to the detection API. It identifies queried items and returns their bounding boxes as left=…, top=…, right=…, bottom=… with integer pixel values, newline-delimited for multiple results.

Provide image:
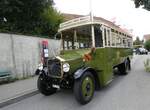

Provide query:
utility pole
left=90, top=0, right=95, bottom=47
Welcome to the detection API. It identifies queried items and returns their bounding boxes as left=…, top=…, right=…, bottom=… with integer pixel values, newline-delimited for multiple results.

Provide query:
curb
left=0, top=89, right=39, bottom=108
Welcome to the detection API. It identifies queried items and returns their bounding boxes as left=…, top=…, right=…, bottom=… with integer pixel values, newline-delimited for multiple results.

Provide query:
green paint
left=60, top=49, right=90, bottom=60
left=60, top=47, right=132, bottom=87
left=60, top=49, right=90, bottom=74
left=82, top=76, right=94, bottom=100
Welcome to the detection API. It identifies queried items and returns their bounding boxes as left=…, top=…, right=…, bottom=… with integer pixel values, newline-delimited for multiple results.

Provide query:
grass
left=144, top=58, right=150, bottom=72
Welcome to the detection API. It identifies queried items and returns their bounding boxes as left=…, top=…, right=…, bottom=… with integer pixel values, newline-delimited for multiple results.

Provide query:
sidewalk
left=0, top=76, right=39, bottom=108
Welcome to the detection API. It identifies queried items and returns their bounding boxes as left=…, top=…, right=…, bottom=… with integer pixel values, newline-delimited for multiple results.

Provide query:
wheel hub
left=86, top=83, right=91, bottom=92
left=82, top=76, right=94, bottom=99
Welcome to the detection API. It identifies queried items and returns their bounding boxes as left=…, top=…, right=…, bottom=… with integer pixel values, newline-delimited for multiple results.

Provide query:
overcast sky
left=54, top=0, right=150, bottom=40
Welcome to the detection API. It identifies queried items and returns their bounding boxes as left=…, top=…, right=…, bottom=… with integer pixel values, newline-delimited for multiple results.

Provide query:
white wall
left=0, top=33, right=61, bottom=78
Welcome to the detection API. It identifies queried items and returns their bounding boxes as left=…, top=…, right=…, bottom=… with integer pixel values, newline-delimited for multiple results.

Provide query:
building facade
left=144, top=34, right=150, bottom=42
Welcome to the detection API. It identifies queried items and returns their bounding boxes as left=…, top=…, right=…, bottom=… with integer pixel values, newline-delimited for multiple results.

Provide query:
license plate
left=52, top=84, right=60, bottom=89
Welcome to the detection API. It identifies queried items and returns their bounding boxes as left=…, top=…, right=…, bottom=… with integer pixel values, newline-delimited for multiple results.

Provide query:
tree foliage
left=133, top=36, right=143, bottom=46
left=144, top=40, right=150, bottom=51
left=0, top=0, right=64, bottom=38
left=133, top=0, right=150, bottom=11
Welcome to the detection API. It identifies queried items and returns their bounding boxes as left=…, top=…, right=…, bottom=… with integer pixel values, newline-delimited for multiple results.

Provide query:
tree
left=0, top=0, right=63, bottom=37
left=133, top=0, right=150, bottom=11
left=40, top=7, right=63, bottom=37
left=133, top=36, right=143, bottom=48
left=144, top=40, right=150, bottom=51
left=133, top=36, right=143, bottom=45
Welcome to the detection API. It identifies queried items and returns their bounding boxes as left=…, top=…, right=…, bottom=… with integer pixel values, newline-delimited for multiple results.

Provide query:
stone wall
left=0, top=33, right=61, bottom=78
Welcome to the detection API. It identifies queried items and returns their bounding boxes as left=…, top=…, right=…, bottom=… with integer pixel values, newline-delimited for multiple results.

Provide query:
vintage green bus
left=37, top=15, right=133, bottom=104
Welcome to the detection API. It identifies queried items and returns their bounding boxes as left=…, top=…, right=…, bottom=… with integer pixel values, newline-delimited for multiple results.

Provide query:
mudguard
left=38, top=67, right=48, bottom=76
left=74, top=67, right=96, bottom=79
left=35, top=69, right=40, bottom=75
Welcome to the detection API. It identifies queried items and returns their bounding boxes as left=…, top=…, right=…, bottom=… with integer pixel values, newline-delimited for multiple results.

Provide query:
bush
left=144, top=59, right=150, bottom=72
left=144, top=40, right=150, bottom=51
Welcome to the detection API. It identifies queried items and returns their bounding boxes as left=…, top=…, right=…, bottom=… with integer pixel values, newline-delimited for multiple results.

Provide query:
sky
left=54, top=0, right=150, bottom=40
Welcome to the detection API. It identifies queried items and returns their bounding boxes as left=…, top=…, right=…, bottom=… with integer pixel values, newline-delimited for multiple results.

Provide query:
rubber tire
left=35, top=69, right=40, bottom=75
left=74, top=71, right=95, bottom=105
left=37, top=74, right=57, bottom=96
left=118, top=61, right=130, bottom=75
left=124, top=60, right=131, bottom=75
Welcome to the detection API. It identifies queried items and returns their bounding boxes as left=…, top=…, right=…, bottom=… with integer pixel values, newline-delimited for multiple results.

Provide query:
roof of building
left=62, top=13, right=132, bottom=37
left=144, top=34, right=150, bottom=40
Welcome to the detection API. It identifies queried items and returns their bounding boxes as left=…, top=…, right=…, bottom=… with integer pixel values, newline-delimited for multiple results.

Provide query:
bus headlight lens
left=63, top=63, right=70, bottom=72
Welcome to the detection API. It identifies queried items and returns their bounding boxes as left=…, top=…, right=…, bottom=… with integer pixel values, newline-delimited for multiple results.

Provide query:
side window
left=79, top=43, right=84, bottom=48
left=111, top=32, right=116, bottom=46
left=69, top=41, right=72, bottom=49
left=120, top=34, right=124, bottom=47
left=116, top=34, right=122, bottom=47
left=64, top=40, right=67, bottom=50
left=94, top=25, right=103, bottom=47
left=104, top=28, right=107, bottom=46
left=107, top=30, right=111, bottom=46
left=127, top=38, right=132, bottom=48
left=109, top=29, right=132, bottom=48
left=123, top=37, right=126, bottom=47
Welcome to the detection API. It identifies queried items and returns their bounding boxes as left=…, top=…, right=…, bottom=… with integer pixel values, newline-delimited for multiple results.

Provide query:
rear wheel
left=37, top=74, right=57, bottom=96
left=118, top=60, right=130, bottom=75
left=74, top=71, right=95, bottom=105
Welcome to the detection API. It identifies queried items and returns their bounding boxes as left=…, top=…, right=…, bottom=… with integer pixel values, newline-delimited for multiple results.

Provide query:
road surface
left=1, top=55, right=150, bottom=110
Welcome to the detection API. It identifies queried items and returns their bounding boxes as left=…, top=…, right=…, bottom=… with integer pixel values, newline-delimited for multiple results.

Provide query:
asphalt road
left=1, top=55, right=150, bottom=110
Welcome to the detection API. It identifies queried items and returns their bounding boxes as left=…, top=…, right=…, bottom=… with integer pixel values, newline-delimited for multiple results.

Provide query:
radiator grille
left=47, top=59, right=61, bottom=77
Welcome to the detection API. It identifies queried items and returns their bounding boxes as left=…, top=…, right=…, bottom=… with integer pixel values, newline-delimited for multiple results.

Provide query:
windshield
left=60, top=24, right=102, bottom=50
left=61, top=25, right=92, bottom=50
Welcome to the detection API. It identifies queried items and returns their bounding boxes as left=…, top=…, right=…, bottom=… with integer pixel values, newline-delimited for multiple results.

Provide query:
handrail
left=59, top=16, right=91, bottom=31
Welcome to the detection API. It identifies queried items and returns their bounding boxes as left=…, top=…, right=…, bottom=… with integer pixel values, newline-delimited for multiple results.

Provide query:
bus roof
left=59, top=13, right=133, bottom=38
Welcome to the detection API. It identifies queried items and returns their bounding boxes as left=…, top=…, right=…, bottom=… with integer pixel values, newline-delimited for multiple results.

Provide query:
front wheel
left=74, top=71, right=95, bottom=105
left=37, top=74, right=57, bottom=96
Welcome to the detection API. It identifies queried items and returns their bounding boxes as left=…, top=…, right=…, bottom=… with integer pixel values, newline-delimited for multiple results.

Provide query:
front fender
left=74, top=67, right=95, bottom=79
left=74, top=67, right=102, bottom=90
left=36, top=67, right=48, bottom=76
left=35, top=69, right=40, bottom=75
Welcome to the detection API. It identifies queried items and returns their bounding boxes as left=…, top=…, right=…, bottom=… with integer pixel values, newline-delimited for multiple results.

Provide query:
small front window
left=61, top=25, right=99, bottom=50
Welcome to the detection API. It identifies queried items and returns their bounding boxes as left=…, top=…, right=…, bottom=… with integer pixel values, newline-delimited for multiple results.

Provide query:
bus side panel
left=111, top=47, right=133, bottom=66
left=87, top=47, right=132, bottom=87
left=104, top=47, right=114, bottom=82
left=103, top=47, right=132, bottom=85
left=86, top=48, right=112, bottom=87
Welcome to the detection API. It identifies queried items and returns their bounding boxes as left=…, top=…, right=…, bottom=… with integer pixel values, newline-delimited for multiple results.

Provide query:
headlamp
left=63, top=63, right=70, bottom=72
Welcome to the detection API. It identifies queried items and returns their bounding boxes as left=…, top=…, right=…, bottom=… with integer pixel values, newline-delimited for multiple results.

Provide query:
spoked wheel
left=74, top=71, right=95, bottom=105
left=37, top=74, right=57, bottom=96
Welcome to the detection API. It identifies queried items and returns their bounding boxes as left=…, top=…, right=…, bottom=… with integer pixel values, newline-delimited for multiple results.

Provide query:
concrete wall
left=0, top=33, right=61, bottom=78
